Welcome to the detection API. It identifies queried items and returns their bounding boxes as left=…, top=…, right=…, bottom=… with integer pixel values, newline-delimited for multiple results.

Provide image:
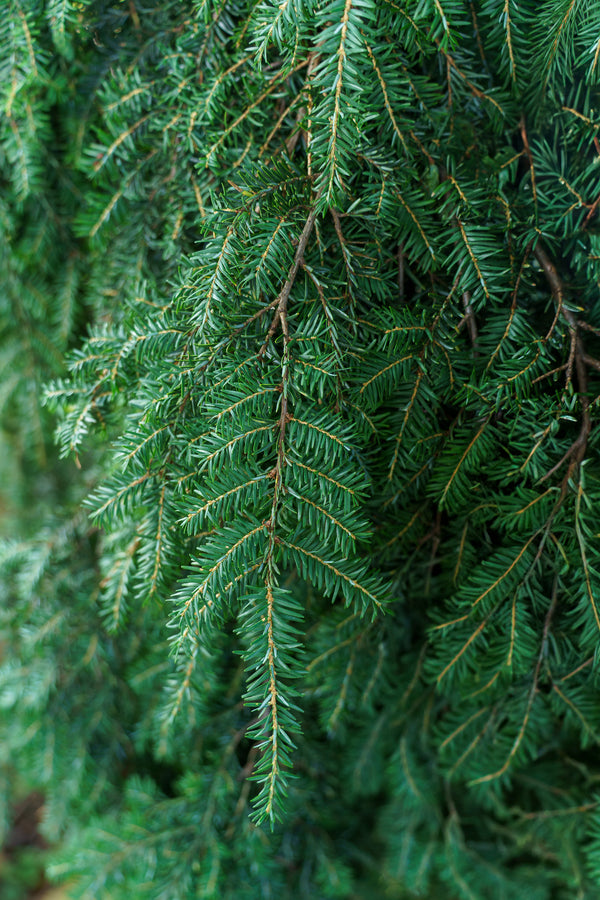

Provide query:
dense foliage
left=1, top=1, right=600, bottom=897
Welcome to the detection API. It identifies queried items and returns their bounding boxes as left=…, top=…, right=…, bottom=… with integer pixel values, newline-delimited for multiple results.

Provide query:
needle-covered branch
left=3, top=1, right=600, bottom=897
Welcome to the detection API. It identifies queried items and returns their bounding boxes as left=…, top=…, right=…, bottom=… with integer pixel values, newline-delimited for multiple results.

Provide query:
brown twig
left=398, top=241, right=405, bottom=301
left=234, top=296, right=280, bottom=335
left=258, top=204, right=319, bottom=357
left=531, top=362, right=568, bottom=385
left=330, top=207, right=347, bottom=261
left=582, top=191, right=600, bottom=229
left=461, top=290, right=478, bottom=352
left=581, top=352, right=600, bottom=372
left=520, top=116, right=538, bottom=212
left=579, top=320, right=600, bottom=337
left=534, top=244, right=591, bottom=484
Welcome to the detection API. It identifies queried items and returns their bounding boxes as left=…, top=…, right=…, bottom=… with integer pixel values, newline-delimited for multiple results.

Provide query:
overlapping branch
left=534, top=243, right=594, bottom=483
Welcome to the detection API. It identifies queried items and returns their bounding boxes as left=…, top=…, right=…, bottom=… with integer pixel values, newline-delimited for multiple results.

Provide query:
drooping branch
left=249, top=202, right=321, bottom=822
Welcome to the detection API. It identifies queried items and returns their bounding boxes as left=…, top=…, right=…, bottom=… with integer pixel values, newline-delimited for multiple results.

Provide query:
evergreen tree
left=2, top=1, right=600, bottom=897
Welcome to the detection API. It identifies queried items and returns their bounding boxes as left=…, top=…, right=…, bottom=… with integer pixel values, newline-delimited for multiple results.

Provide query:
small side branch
left=259, top=204, right=319, bottom=356
left=461, top=290, right=478, bottom=353
left=470, top=580, right=557, bottom=786
left=534, top=244, right=592, bottom=483
left=520, top=116, right=538, bottom=212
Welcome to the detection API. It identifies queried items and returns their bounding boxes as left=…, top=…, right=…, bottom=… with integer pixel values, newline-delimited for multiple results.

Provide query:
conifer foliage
left=2, top=0, right=600, bottom=897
